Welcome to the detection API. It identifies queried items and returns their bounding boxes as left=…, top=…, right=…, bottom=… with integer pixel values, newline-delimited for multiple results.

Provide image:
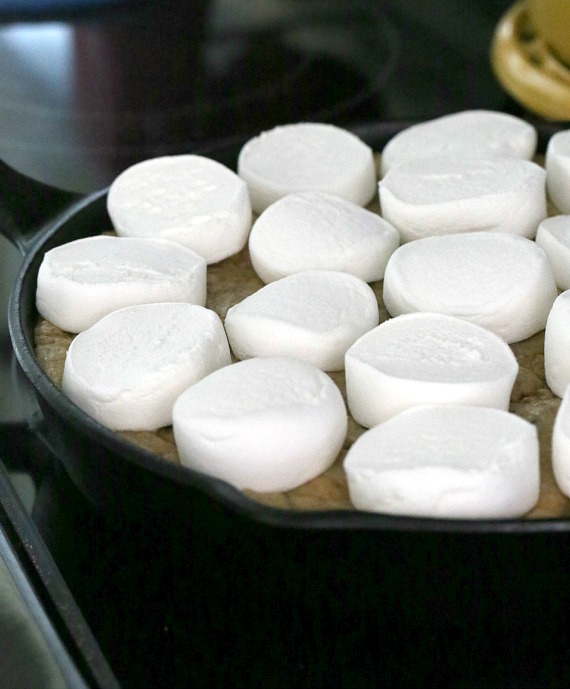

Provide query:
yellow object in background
left=491, top=0, right=570, bottom=120
left=528, top=0, right=570, bottom=67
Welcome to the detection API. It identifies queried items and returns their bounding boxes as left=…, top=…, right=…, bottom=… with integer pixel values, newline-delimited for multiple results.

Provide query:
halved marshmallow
left=172, top=356, right=347, bottom=492
left=248, top=191, right=399, bottom=283
left=545, top=130, right=570, bottom=213
left=345, top=313, right=519, bottom=428
left=544, top=290, right=570, bottom=397
left=36, top=235, right=207, bottom=333
left=343, top=405, right=540, bottom=519
left=380, top=110, right=537, bottom=177
left=224, top=270, right=379, bottom=371
left=552, top=386, right=570, bottom=497
left=535, top=215, right=570, bottom=290
left=379, top=156, right=546, bottom=242
left=62, top=303, right=231, bottom=431
left=237, top=123, right=377, bottom=214
left=382, top=232, right=557, bottom=343
left=107, top=155, right=252, bottom=264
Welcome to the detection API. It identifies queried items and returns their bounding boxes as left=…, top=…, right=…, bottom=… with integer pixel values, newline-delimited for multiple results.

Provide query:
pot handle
left=0, top=160, right=80, bottom=255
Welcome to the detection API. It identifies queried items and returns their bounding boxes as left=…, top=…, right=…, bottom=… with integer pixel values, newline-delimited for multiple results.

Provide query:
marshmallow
left=224, top=270, right=379, bottom=371
left=237, top=123, right=377, bottom=213
left=379, top=155, right=546, bottom=242
left=172, top=356, right=347, bottom=492
left=544, top=290, right=570, bottom=397
left=535, top=215, right=570, bottom=290
left=36, top=235, right=207, bottom=333
left=380, top=110, right=537, bottom=177
left=107, top=155, right=252, bottom=264
left=248, top=191, right=399, bottom=283
left=382, top=232, right=557, bottom=343
left=552, top=386, right=570, bottom=497
left=345, top=313, right=519, bottom=428
left=545, top=130, right=570, bottom=213
left=62, top=303, right=231, bottom=431
left=343, top=405, right=540, bottom=519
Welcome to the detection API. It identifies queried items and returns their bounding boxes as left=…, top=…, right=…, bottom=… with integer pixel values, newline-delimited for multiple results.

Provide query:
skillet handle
left=0, top=160, right=80, bottom=255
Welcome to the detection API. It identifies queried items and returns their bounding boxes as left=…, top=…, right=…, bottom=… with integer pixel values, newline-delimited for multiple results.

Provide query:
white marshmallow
left=545, top=130, right=570, bottom=213
left=535, top=215, right=570, bottom=290
left=379, top=155, right=546, bottom=242
left=345, top=312, right=519, bottom=428
left=237, top=123, right=377, bottom=214
left=107, top=155, right=252, bottom=264
left=172, top=356, right=347, bottom=492
left=380, top=110, right=537, bottom=177
left=382, top=232, right=557, bottom=343
left=62, top=303, right=231, bottom=431
left=224, top=270, right=379, bottom=371
left=552, top=386, right=570, bottom=497
left=343, top=405, right=540, bottom=519
left=248, top=191, right=399, bottom=283
left=36, top=235, right=207, bottom=333
left=544, top=290, right=570, bottom=397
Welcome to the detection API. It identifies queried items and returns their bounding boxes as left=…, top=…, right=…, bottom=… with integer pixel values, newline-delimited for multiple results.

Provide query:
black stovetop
left=3, top=1, right=566, bottom=687
left=0, top=0, right=519, bottom=194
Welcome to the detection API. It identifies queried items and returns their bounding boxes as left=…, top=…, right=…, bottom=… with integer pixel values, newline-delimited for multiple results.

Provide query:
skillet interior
left=8, top=124, right=570, bottom=534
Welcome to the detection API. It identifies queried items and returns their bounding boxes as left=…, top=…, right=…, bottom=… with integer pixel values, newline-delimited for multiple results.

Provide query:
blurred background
left=0, top=0, right=523, bottom=194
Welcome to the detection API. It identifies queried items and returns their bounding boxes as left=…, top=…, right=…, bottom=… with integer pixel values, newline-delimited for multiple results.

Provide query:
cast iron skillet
left=4, top=120, right=568, bottom=534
